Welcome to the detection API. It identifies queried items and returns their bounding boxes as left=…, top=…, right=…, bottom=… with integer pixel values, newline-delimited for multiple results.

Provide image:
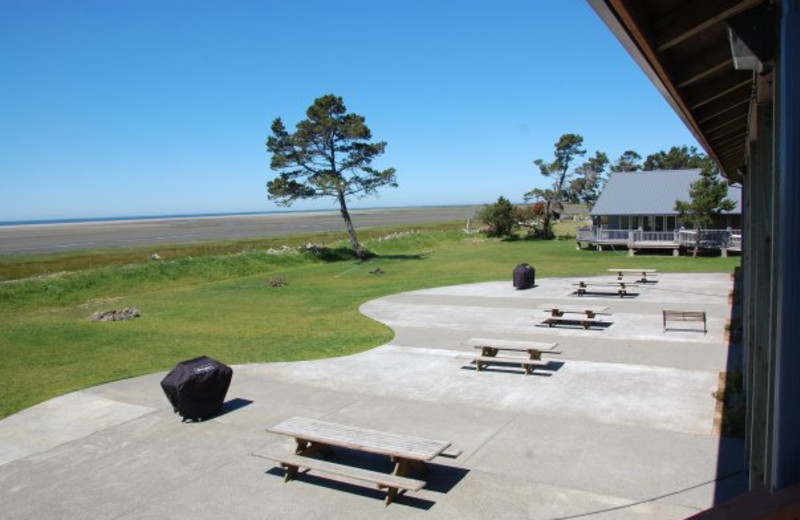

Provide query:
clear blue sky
left=0, top=0, right=700, bottom=221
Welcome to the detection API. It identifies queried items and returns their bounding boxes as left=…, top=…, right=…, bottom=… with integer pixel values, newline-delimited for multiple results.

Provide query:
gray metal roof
left=590, top=169, right=742, bottom=216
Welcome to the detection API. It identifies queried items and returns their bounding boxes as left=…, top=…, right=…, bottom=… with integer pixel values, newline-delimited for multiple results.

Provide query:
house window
left=655, top=216, right=665, bottom=232
left=620, top=216, right=629, bottom=229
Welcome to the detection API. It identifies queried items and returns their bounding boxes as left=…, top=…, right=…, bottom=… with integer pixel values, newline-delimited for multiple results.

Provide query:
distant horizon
left=0, top=202, right=488, bottom=227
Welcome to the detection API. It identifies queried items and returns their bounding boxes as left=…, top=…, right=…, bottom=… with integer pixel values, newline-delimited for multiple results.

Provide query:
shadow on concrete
left=570, top=292, right=640, bottom=298
left=535, top=320, right=613, bottom=330
left=219, top=397, right=254, bottom=416
left=663, top=326, right=707, bottom=334
left=263, top=448, right=469, bottom=509
left=461, top=360, right=564, bottom=377
left=711, top=267, right=747, bottom=507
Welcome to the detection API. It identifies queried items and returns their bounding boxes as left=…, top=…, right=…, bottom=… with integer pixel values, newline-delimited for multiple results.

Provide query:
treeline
left=479, top=133, right=715, bottom=239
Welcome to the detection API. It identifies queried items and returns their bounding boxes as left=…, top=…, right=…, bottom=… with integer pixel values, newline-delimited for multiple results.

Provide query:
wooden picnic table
left=464, top=337, right=560, bottom=358
left=608, top=268, right=658, bottom=282
left=464, top=337, right=561, bottom=375
left=537, top=304, right=609, bottom=318
left=269, top=416, right=452, bottom=465
left=258, top=416, right=456, bottom=505
left=574, top=280, right=637, bottom=297
left=536, top=305, right=611, bottom=329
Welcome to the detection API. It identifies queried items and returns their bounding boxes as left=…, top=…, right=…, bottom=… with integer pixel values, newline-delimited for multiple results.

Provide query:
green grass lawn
left=0, top=228, right=739, bottom=418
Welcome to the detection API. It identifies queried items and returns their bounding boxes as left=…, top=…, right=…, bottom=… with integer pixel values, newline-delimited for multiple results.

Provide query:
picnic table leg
left=392, top=457, right=427, bottom=477
left=295, top=439, right=333, bottom=458
left=384, top=486, right=399, bottom=506
left=281, top=462, right=299, bottom=482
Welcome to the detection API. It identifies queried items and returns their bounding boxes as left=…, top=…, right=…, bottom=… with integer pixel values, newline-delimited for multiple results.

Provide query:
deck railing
left=577, top=227, right=741, bottom=251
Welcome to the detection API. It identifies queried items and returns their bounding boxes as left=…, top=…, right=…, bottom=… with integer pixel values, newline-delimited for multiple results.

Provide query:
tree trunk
left=693, top=227, right=700, bottom=258
left=336, top=191, right=365, bottom=259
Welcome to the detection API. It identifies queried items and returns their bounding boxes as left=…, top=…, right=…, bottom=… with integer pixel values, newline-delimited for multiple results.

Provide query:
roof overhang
left=586, top=0, right=774, bottom=183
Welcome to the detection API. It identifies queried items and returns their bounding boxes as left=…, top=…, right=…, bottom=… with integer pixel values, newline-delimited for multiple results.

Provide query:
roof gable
left=591, top=169, right=741, bottom=216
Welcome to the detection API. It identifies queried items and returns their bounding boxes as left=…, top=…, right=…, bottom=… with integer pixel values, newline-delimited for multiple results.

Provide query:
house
left=590, top=169, right=741, bottom=232
left=577, top=169, right=741, bottom=254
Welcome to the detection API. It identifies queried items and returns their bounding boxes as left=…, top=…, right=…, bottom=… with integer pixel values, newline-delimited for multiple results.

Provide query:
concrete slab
left=0, top=392, right=154, bottom=466
left=0, top=272, right=745, bottom=519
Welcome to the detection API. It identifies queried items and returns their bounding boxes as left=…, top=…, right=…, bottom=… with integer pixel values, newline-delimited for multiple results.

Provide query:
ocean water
left=0, top=209, right=338, bottom=227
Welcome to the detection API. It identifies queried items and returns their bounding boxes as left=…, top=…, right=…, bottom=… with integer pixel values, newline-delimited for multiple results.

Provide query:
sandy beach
left=0, top=206, right=482, bottom=255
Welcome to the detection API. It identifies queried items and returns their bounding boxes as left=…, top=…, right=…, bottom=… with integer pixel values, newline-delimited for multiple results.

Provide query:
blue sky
left=0, top=0, right=699, bottom=221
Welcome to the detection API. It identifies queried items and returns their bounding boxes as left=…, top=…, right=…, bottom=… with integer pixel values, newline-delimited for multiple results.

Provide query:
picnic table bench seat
left=253, top=450, right=425, bottom=506
left=663, top=309, right=707, bottom=333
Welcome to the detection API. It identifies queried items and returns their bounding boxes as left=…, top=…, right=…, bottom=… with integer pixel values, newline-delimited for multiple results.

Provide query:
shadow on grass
left=309, top=247, right=430, bottom=263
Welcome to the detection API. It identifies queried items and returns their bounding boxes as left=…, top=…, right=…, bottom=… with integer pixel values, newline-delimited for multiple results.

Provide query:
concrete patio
left=0, top=273, right=745, bottom=519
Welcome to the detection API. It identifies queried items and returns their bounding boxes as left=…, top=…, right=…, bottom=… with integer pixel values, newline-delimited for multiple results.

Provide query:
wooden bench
left=573, top=281, right=637, bottom=297
left=464, top=338, right=561, bottom=375
left=539, top=304, right=608, bottom=329
left=663, top=310, right=707, bottom=333
left=260, top=416, right=454, bottom=505
left=253, top=450, right=425, bottom=506
left=609, top=268, right=658, bottom=283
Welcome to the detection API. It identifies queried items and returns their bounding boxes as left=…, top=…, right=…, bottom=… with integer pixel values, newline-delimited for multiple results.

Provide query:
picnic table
left=255, top=416, right=457, bottom=505
left=536, top=304, right=610, bottom=329
left=573, top=280, right=638, bottom=297
left=538, top=304, right=609, bottom=318
left=608, top=268, right=658, bottom=283
left=464, top=337, right=561, bottom=375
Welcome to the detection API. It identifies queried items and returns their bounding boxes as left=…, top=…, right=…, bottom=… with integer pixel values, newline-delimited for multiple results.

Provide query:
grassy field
left=0, top=224, right=739, bottom=419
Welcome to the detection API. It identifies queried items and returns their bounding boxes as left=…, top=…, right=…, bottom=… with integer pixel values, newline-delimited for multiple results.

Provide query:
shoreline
left=0, top=205, right=482, bottom=255
left=0, top=204, right=479, bottom=229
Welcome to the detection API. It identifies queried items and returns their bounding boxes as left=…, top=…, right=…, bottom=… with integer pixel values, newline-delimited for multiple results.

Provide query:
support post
left=773, top=0, right=800, bottom=490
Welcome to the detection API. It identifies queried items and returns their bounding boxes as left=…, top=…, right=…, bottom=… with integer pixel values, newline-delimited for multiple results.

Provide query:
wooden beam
left=697, top=96, right=751, bottom=124
left=709, top=131, right=747, bottom=150
left=676, top=44, right=736, bottom=88
left=656, top=0, right=764, bottom=52
left=690, top=75, right=753, bottom=109
left=678, top=58, right=734, bottom=88
left=714, top=140, right=747, bottom=157
left=704, top=113, right=749, bottom=137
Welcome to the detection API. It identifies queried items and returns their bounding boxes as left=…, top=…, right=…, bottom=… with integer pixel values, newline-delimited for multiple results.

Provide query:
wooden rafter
left=689, top=75, right=753, bottom=110
left=704, top=114, right=749, bottom=137
left=655, top=0, right=763, bottom=52
left=696, top=96, right=751, bottom=124
left=678, top=58, right=733, bottom=88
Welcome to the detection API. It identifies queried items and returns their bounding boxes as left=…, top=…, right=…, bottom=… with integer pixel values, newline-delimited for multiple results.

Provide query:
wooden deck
left=576, top=228, right=741, bottom=255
